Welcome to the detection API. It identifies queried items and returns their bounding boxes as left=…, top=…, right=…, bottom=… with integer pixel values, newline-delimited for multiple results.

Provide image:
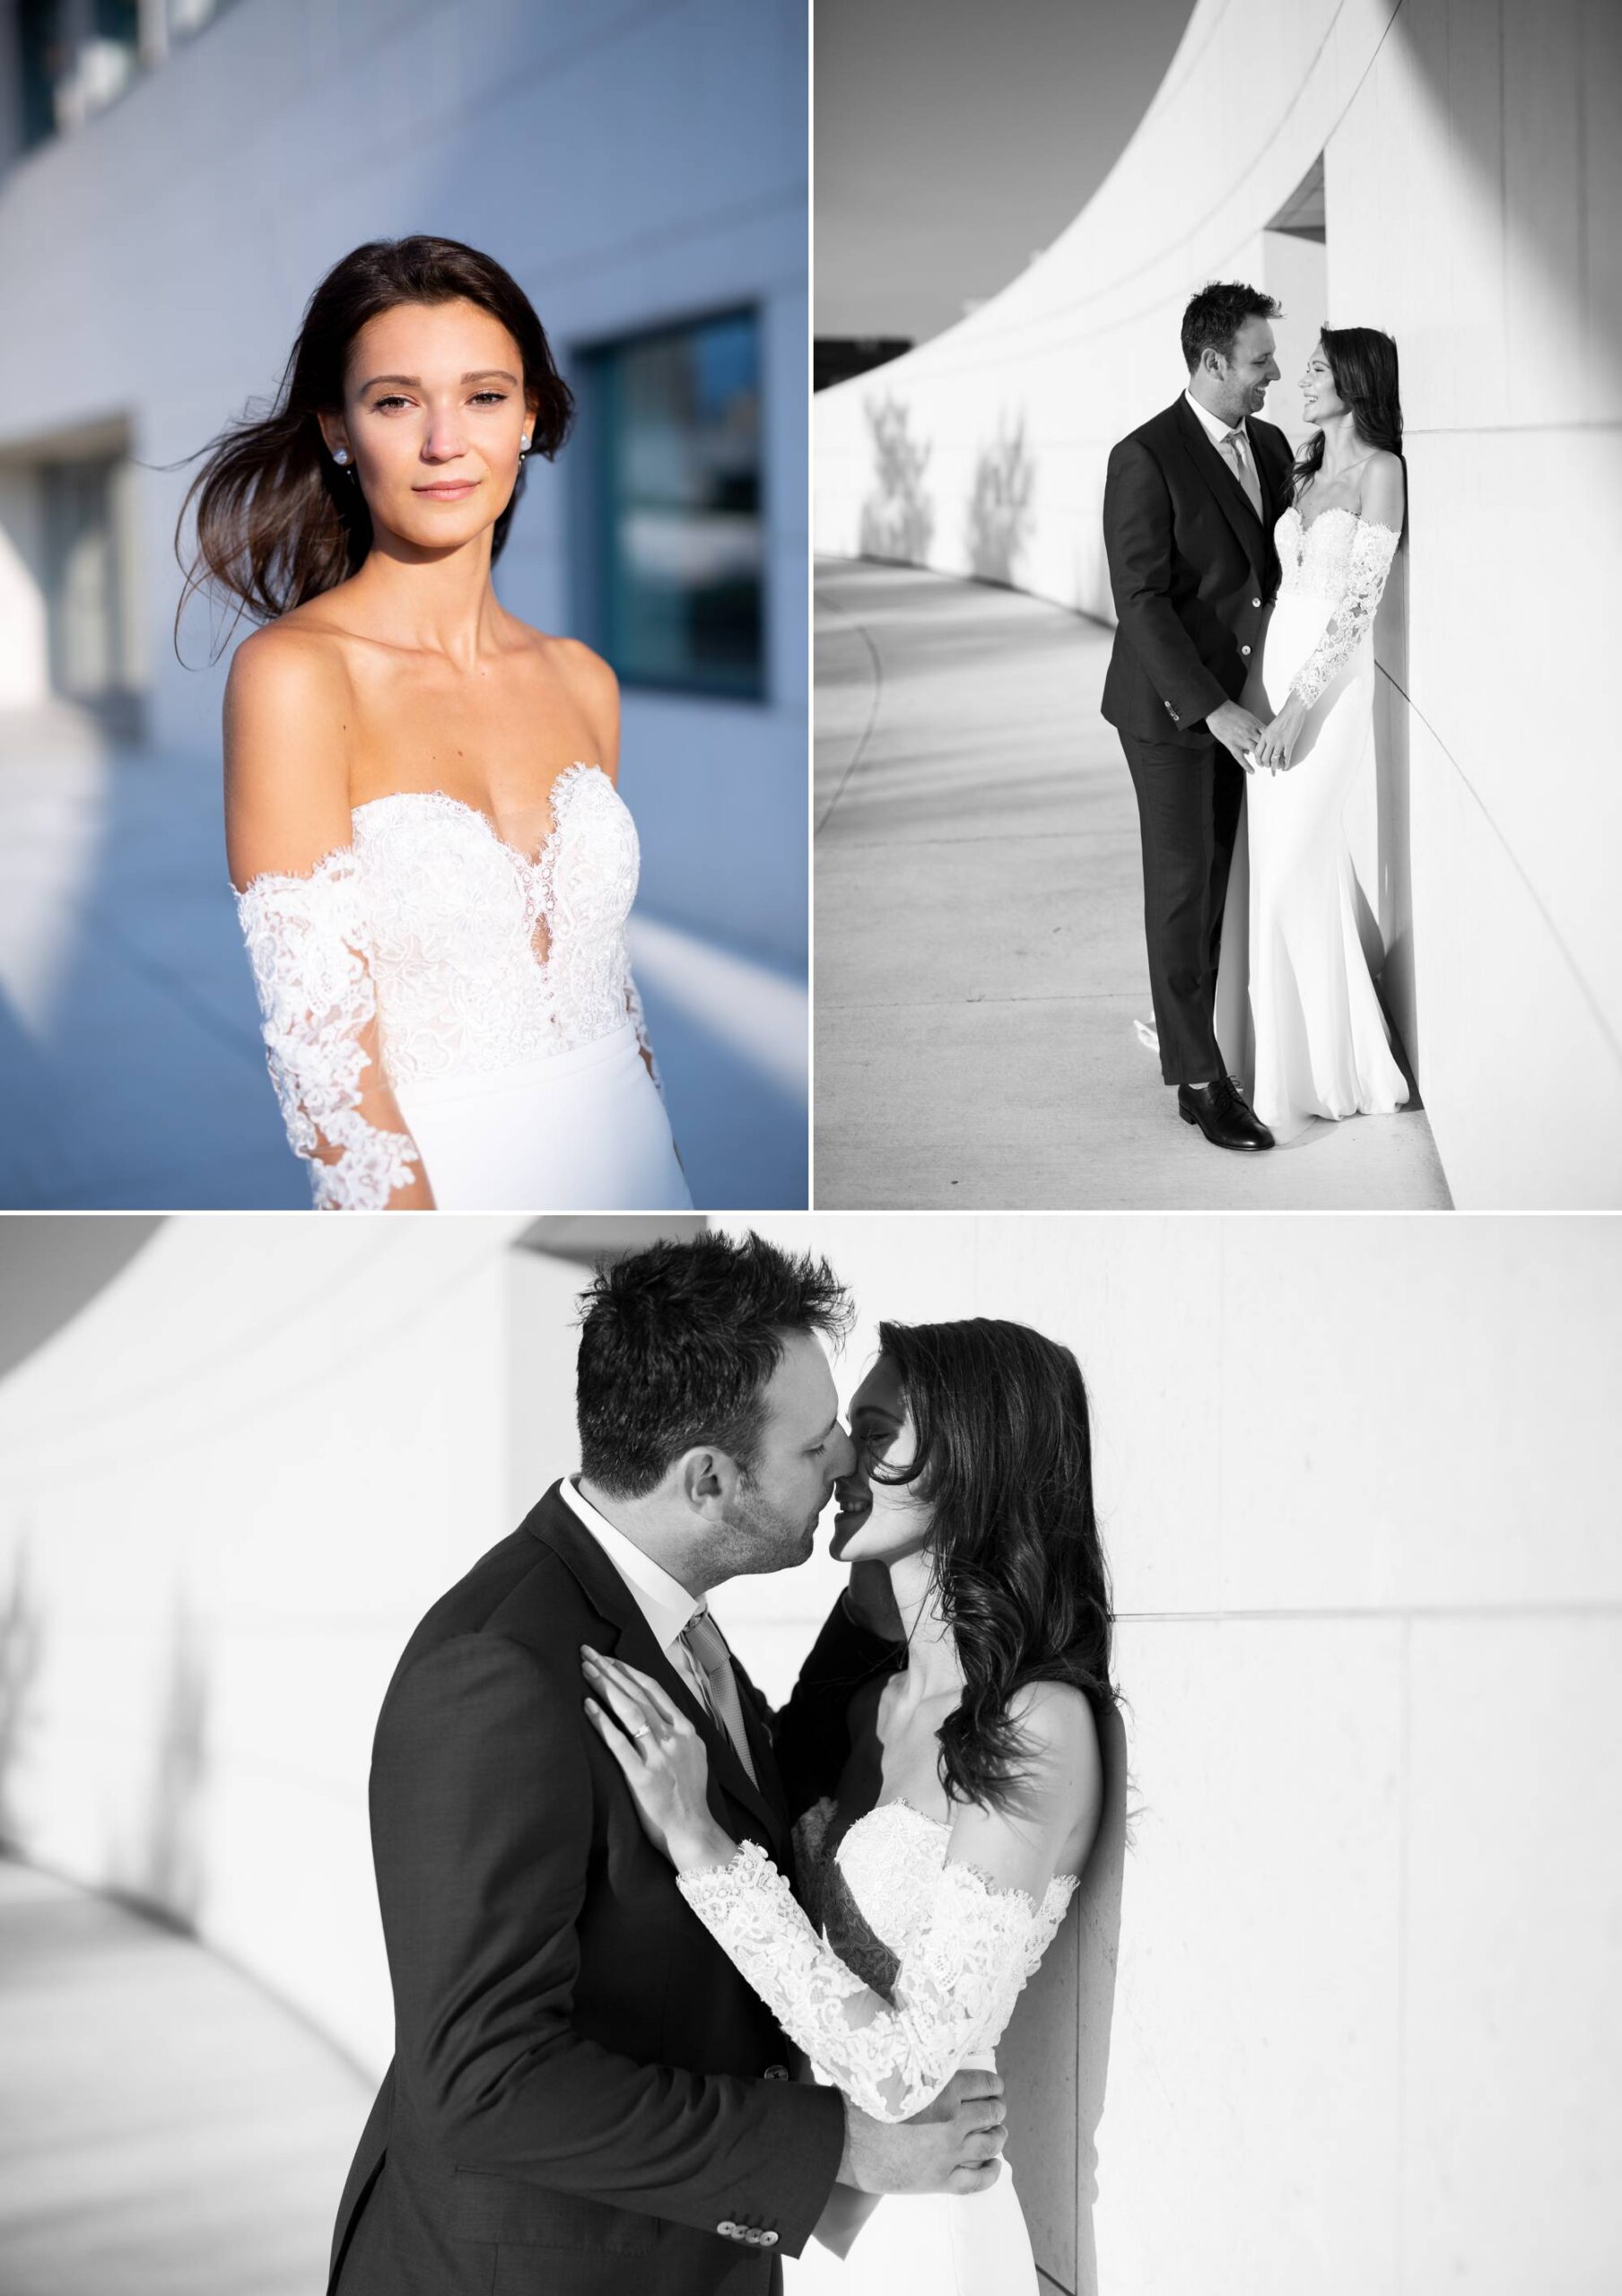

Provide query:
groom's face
left=715, top=1330, right=853, bottom=1575
left=1209, top=316, right=1280, bottom=424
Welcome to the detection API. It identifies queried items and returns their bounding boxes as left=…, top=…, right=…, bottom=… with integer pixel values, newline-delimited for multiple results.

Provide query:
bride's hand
left=581, top=1647, right=734, bottom=1873
left=1254, top=695, right=1305, bottom=772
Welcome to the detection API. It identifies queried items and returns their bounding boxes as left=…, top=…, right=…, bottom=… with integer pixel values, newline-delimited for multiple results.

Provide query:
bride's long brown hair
left=172, top=235, right=574, bottom=658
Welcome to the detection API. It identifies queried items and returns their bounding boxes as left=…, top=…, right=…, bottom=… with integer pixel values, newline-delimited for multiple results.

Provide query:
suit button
left=1241, top=646, right=1251, bottom=657
left=1251, top=596, right=1261, bottom=608
left=762, top=2231, right=780, bottom=2248
left=764, top=2063, right=789, bottom=2081
left=719, top=2220, right=738, bottom=2238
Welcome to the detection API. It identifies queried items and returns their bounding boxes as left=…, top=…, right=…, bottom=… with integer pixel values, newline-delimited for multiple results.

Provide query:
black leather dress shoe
left=1177, top=1075, right=1276, bottom=1151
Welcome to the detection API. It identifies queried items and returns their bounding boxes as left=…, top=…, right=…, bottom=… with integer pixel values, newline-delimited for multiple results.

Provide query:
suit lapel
left=1170, top=396, right=1269, bottom=579
left=526, top=1483, right=790, bottom=1856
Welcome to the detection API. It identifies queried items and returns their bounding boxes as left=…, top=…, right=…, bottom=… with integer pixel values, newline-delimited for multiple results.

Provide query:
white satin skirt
left=785, top=2056, right=1038, bottom=2295
left=1216, top=599, right=1409, bottom=1144
left=392, top=1020, right=693, bottom=1212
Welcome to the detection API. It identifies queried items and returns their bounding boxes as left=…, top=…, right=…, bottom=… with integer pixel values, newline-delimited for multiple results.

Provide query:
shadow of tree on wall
left=0, top=1545, right=44, bottom=1851
left=111, top=1600, right=209, bottom=1932
left=964, top=414, right=1036, bottom=587
left=859, top=396, right=935, bottom=564
left=1002, top=1698, right=1129, bottom=2296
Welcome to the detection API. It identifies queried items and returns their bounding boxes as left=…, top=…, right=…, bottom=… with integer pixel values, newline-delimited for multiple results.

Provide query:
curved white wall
left=4, top=1212, right=1618, bottom=2296
left=814, top=0, right=1622, bottom=1207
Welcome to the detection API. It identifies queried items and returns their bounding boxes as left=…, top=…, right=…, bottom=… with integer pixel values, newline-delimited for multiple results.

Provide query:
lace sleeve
left=623, top=959, right=666, bottom=1101
left=1289, top=518, right=1400, bottom=708
left=235, top=849, right=422, bottom=1212
left=677, top=1839, right=1050, bottom=2122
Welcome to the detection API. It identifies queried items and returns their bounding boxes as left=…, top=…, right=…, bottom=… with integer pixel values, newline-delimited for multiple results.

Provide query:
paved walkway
left=0, top=1857, right=371, bottom=2295
left=814, top=560, right=1452, bottom=1210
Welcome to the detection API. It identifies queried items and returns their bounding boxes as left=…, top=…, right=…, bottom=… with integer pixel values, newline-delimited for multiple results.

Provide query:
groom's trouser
left=1118, top=728, right=1244, bottom=1086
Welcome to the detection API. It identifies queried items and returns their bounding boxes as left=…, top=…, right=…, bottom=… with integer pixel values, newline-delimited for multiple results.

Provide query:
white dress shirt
left=559, top=1476, right=753, bottom=1773
left=1183, top=387, right=1263, bottom=518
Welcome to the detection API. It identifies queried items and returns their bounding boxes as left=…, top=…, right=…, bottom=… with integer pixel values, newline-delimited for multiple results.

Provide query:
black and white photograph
left=1, top=1211, right=1618, bottom=2294
left=815, top=0, right=1622, bottom=1211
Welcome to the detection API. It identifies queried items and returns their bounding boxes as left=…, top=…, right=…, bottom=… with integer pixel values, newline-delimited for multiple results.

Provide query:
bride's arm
left=584, top=1654, right=1101, bottom=2123
left=1254, top=456, right=1403, bottom=770
left=225, top=627, right=433, bottom=1210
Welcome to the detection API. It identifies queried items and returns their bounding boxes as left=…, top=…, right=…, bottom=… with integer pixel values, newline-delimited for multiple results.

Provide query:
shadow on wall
left=109, top=1598, right=209, bottom=1931
left=859, top=396, right=935, bottom=563
left=1370, top=535, right=1416, bottom=1072
left=1002, top=1698, right=1129, bottom=2296
left=0, top=1544, right=44, bottom=1849
left=964, top=415, right=1036, bottom=587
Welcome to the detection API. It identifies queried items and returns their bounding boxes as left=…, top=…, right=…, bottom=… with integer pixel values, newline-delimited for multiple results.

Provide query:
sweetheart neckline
left=832, top=1795, right=1080, bottom=1911
left=1282, top=503, right=1401, bottom=541
left=350, top=762, right=610, bottom=869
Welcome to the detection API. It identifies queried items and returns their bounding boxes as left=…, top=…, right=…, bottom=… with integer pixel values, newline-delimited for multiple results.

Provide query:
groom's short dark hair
left=575, top=1231, right=852, bottom=1498
left=1182, top=281, right=1280, bottom=372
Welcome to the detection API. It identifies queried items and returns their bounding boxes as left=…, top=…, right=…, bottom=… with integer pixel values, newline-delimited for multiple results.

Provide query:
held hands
left=1251, top=693, right=1306, bottom=773
left=581, top=1646, right=732, bottom=1873
left=1204, top=700, right=1268, bottom=773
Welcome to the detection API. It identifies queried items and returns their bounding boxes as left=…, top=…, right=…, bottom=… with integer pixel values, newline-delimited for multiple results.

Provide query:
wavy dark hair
left=1292, top=323, right=1404, bottom=509
left=872, top=1318, right=1116, bottom=1815
left=172, top=235, right=574, bottom=655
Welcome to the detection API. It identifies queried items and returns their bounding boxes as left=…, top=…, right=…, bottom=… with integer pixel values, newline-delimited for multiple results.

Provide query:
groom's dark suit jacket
left=327, top=1482, right=898, bottom=2296
left=1101, top=395, right=1295, bottom=744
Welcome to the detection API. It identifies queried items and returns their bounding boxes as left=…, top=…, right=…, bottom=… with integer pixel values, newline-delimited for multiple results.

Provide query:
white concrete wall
left=0, top=1216, right=533, bottom=2072
left=813, top=0, right=1622, bottom=1207
left=4, top=1211, right=1618, bottom=2293
left=0, top=0, right=807, bottom=970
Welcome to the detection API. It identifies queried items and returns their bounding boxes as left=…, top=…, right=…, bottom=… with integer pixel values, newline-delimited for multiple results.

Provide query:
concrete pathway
left=0, top=1857, right=371, bottom=2296
left=814, top=560, right=1452, bottom=1210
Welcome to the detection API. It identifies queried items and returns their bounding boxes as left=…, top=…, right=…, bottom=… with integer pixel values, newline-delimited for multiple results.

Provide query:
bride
left=1216, top=324, right=1410, bottom=1143
left=580, top=1317, right=1112, bottom=2293
left=181, top=234, right=690, bottom=1212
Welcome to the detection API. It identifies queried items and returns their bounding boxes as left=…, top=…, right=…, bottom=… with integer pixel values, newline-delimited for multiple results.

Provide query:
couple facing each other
left=1103, top=279, right=1410, bottom=1152
left=329, top=1231, right=1113, bottom=2296
left=187, top=234, right=691, bottom=1213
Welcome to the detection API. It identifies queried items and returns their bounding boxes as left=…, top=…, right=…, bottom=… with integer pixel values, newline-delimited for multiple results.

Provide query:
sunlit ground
left=0, top=1857, right=370, bottom=2296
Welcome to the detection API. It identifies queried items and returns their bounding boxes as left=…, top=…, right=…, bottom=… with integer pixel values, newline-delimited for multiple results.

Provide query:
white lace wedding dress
left=234, top=763, right=691, bottom=1210
left=680, top=1796, right=1077, bottom=2293
left=1216, top=504, right=1410, bottom=1143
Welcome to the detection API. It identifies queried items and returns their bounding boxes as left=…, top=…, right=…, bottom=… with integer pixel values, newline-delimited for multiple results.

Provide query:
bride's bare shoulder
left=223, top=615, right=357, bottom=888
left=513, top=624, right=622, bottom=773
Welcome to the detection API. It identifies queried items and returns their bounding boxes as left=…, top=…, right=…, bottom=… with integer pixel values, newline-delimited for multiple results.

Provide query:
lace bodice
left=678, top=1797, right=1077, bottom=2123
left=1273, top=505, right=1400, bottom=708
left=235, top=763, right=663, bottom=1211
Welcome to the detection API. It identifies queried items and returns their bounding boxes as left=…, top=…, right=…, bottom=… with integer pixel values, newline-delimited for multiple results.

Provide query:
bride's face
left=830, top=1354, right=932, bottom=1567
left=1299, top=342, right=1343, bottom=426
left=323, top=298, right=535, bottom=542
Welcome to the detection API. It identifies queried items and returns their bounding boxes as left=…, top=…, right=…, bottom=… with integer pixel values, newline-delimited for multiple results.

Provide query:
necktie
left=680, top=1608, right=757, bottom=1784
left=1221, top=426, right=1264, bottom=522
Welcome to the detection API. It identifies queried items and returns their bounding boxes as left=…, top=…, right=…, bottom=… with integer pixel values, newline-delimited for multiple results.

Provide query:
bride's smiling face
left=1300, top=341, right=1344, bottom=425
left=319, top=298, right=536, bottom=541
left=830, top=1354, right=933, bottom=1566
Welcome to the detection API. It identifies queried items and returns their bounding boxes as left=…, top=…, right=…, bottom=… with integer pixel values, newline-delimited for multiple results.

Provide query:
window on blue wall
left=17, top=0, right=68, bottom=149
left=586, top=309, right=764, bottom=700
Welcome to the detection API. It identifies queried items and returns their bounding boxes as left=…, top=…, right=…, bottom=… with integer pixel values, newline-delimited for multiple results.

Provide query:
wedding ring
left=629, top=1723, right=651, bottom=1738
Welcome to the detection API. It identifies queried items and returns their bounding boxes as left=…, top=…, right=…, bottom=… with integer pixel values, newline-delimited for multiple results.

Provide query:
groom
left=1101, top=281, right=1294, bottom=1152
left=327, top=1230, right=1005, bottom=2296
